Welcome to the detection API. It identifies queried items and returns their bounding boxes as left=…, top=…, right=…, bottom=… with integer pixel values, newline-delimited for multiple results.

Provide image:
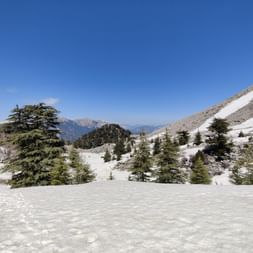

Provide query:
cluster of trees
left=129, top=131, right=211, bottom=184
left=73, top=124, right=131, bottom=149
left=230, top=143, right=253, bottom=185
left=2, top=104, right=95, bottom=188
left=129, top=117, right=237, bottom=185
left=103, top=139, right=133, bottom=163
left=2, top=102, right=252, bottom=187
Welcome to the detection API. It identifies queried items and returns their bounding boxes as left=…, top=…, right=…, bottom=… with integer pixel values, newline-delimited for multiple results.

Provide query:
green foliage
left=114, top=139, right=126, bottom=161
left=50, top=158, right=70, bottom=185
left=129, top=133, right=152, bottom=182
left=205, top=118, right=233, bottom=160
left=156, top=131, right=185, bottom=184
left=238, top=131, right=245, bottom=138
left=194, top=131, right=202, bottom=146
left=3, top=103, right=68, bottom=188
left=108, top=171, right=114, bottom=180
left=75, top=163, right=95, bottom=184
left=177, top=130, right=190, bottom=146
left=230, top=144, right=253, bottom=185
left=153, top=137, right=161, bottom=155
left=191, top=150, right=206, bottom=165
left=103, top=149, right=112, bottom=162
left=73, top=124, right=131, bottom=149
left=190, top=157, right=211, bottom=184
left=126, top=143, right=132, bottom=153
left=69, top=147, right=95, bottom=184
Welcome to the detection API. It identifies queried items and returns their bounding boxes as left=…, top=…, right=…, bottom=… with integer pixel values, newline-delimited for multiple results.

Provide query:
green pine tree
left=153, top=137, right=161, bottom=155
left=50, top=158, right=70, bottom=185
left=103, top=149, right=112, bottom=162
left=69, top=147, right=95, bottom=184
left=194, top=131, right=202, bottom=146
left=156, top=131, right=185, bottom=184
left=205, top=118, right=233, bottom=160
left=113, top=139, right=125, bottom=161
left=191, top=150, right=206, bottom=164
left=108, top=171, right=114, bottom=180
left=177, top=130, right=190, bottom=146
left=4, top=103, right=68, bottom=188
left=238, top=131, right=245, bottom=138
left=126, top=143, right=132, bottom=153
left=230, top=144, right=253, bottom=185
left=129, top=133, right=152, bottom=182
left=190, top=157, right=211, bottom=184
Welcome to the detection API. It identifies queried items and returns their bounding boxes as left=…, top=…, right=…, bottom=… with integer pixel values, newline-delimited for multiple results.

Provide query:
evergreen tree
left=69, top=147, right=95, bottom=184
left=190, top=157, right=211, bottom=184
left=4, top=103, right=68, bottom=188
left=156, top=131, right=185, bottom=184
left=191, top=150, right=206, bottom=165
left=50, top=158, right=70, bottom=185
left=238, top=131, right=245, bottom=138
left=153, top=137, right=161, bottom=155
left=194, top=131, right=202, bottom=146
left=69, top=147, right=80, bottom=168
left=113, top=139, right=125, bottom=161
left=108, top=171, right=114, bottom=180
left=177, top=130, right=190, bottom=145
left=129, top=133, right=152, bottom=182
left=126, top=143, right=132, bottom=153
left=103, top=149, right=112, bottom=162
left=205, top=118, right=233, bottom=160
left=230, top=144, right=253, bottom=185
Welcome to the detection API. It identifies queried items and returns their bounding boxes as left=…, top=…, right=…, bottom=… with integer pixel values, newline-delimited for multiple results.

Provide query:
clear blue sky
left=1, top=0, right=253, bottom=124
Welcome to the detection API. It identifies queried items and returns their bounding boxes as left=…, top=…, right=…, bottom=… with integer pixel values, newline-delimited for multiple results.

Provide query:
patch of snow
left=212, top=170, right=232, bottom=186
left=193, top=90, right=253, bottom=133
left=80, top=151, right=130, bottom=181
left=0, top=182, right=252, bottom=252
left=229, top=118, right=253, bottom=139
left=181, top=145, right=204, bottom=159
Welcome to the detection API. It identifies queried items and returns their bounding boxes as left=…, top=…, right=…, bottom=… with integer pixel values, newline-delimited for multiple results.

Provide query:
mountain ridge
left=151, top=85, right=253, bottom=138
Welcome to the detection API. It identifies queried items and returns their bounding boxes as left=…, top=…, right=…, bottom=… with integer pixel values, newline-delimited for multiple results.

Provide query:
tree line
left=2, top=104, right=94, bottom=188
left=1, top=103, right=252, bottom=187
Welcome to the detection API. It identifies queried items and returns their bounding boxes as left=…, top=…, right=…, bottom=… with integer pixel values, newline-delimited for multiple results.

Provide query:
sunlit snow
left=0, top=182, right=252, bottom=253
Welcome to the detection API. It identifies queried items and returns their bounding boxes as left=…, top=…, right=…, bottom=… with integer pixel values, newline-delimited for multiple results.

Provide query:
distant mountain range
left=59, top=118, right=162, bottom=142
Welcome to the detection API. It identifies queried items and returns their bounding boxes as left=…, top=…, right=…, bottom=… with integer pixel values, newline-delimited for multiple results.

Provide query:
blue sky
left=1, top=0, right=253, bottom=124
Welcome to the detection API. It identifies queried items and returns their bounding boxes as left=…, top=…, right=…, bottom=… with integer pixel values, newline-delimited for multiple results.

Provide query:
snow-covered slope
left=193, top=89, right=253, bottom=133
left=1, top=181, right=252, bottom=253
left=80, top=151, right=130, bottom=181
left=151, top=85, right=253, bottom=138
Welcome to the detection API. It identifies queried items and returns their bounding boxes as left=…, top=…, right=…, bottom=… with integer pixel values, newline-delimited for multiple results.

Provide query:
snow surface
left=0, top=181, right=252, bottom=253
left=229, top=118, right=253, bottom=138
left=212, top=170, right=232, bottom=186
left=80, top=151, right=130, bottom=181
left=181, top=146, right=204, bottom=159
left=193, top=90, right=253, bottom=133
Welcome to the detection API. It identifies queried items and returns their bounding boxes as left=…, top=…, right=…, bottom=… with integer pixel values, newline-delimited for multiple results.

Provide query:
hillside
left=151, top=85, right=253, bottom=138
left=59, top=118, right=159, bottom=142
left=59, top=118, right=106, bottom=142
left=1, top=181, right=252, bottom=253
left=73, top=124, right=131, bottom=149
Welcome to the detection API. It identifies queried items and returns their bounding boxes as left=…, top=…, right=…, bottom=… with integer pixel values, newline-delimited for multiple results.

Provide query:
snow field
left=80, top=151, right=130, bottom=181
left=193, top=90, right=253, bottom=133
left=0, top=181, right=253, bottom=253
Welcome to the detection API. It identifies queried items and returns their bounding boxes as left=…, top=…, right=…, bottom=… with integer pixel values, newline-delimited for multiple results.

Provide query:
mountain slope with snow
left=151, top=85, right=253, bottom=138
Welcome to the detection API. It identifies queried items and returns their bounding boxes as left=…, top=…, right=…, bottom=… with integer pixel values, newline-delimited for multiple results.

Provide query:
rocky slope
left=151, top=85, right=253, bottom=138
